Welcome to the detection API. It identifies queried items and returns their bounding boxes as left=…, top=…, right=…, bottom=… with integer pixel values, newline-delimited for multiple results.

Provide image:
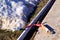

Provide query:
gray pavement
left=34, top=0, right=60, bottom=40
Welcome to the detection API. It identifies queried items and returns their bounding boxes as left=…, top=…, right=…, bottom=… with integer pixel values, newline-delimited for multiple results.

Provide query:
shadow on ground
left=44, top=24, right=56, bottom=34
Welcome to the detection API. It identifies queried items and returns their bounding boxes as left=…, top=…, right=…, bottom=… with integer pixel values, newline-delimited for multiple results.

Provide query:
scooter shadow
left=44, top=24, right=56, bottom=34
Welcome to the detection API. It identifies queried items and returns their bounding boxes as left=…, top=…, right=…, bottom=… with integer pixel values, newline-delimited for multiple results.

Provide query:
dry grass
left=29, top=0, right=48, bottom=23
left=0, top=29, right=23, bottom=40
left=0, top=0, right=48, bottom=40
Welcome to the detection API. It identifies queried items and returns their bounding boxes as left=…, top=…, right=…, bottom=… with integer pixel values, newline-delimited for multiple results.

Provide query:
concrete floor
left=34, top=0, right=60, bottom=40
